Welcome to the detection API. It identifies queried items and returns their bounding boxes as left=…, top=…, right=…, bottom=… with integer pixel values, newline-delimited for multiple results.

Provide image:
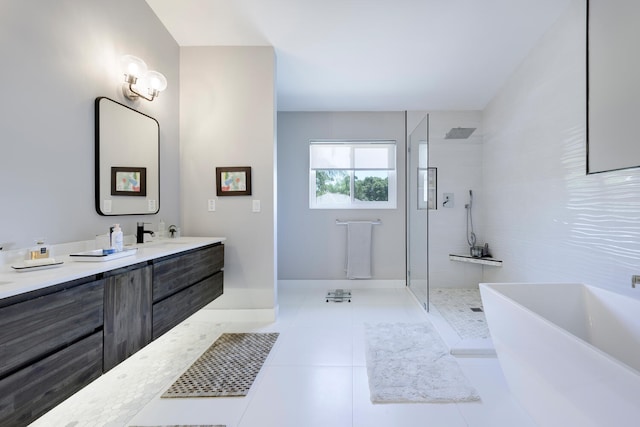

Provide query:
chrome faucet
left=136, top=222, right=155, bottom=244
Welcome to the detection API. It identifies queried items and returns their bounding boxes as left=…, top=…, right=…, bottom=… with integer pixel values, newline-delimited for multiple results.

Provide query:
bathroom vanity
left=0, top=237, right=224, bottom=426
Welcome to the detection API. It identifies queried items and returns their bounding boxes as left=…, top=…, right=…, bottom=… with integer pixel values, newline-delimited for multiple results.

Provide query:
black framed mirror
left=587, top=0, right=640, bottom=174
left=95, top=97, right=160, bottom=215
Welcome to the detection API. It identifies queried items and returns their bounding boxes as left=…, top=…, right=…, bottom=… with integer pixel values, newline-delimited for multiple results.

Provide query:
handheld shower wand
left=465, top=190, right=477, bottom=248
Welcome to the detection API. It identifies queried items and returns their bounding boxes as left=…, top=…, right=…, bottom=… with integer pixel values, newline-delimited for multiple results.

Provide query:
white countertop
left=0, top=237, right=225, bottom=300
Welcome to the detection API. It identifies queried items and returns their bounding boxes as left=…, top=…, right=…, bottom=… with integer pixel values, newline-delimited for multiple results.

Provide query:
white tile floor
left=31, top=285, right=535, bottom=427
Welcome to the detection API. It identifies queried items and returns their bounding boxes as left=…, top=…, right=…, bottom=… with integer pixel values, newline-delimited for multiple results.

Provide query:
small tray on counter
left=70, top=248, right=138, bottom=262
left=12, top=259, right=64, bottom=272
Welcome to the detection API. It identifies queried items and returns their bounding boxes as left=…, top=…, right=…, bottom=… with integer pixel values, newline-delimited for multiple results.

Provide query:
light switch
left=252, top=200, right=261, bottom=212
left=103, top=200, right=112, bottom=213
left=148, top=199, right=157, bottom=212
left=208, top=199, right=216, bottom=212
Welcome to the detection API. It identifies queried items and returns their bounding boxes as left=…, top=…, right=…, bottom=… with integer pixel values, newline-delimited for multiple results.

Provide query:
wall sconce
left=121, top=54, right=167, bottom=102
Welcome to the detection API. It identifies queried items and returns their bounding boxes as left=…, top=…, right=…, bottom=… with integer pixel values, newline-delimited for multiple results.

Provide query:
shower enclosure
left=406, top=114, right=429, bottom=310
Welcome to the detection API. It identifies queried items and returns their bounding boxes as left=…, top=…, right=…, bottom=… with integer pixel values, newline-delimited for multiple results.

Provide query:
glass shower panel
left=407, top=115, right=429, bottom=310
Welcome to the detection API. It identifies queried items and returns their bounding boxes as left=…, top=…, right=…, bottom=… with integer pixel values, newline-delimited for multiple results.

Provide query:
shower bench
left=449, top=254, right=503, bottom=267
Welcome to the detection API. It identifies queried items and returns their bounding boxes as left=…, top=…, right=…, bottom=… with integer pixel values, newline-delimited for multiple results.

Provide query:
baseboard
left=278, top=279, right=406, bottom=290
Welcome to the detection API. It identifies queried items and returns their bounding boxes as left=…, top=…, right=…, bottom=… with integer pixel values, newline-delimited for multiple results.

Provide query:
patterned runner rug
left=162, top=333, right=279, bottom=398
left=364, top=322, right=480, bottom=403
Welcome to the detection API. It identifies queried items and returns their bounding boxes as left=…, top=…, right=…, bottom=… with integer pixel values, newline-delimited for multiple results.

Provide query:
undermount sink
left=70, top=248, right=138, bottom=262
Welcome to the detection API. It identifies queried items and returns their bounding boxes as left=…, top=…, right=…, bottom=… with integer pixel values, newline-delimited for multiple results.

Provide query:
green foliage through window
left=355, top=175, right=388, bottom=202
left=315, top=170, right=349, bottom=197
left=315, top=170, right=389, bottom=202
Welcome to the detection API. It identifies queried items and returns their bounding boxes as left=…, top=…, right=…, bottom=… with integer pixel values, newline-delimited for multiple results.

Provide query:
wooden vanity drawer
left=153, top=243, right=224, bottom=302
left=152, top=271, right=223, bottom=339
left=0, top=331, right=103, bottom=426
left=0, top=278, right=104, bottom=378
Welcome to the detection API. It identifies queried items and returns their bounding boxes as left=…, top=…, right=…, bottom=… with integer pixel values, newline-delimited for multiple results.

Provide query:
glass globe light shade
left=121, top=55, right=148, bottom=81
left=146, top=70, right=168, bottom=92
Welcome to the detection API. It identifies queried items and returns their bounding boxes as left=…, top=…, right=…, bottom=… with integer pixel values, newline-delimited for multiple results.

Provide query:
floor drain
left=470, top=307, right=483, bottom=312
left=326, top=289, right=351, bottom=303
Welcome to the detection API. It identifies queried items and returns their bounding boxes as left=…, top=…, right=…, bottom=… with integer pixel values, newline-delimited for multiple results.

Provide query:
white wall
left=277, top=112, right=406, bottom=280
left=180, top=47, right=277, bottom=310
left=0, top=0, right=180, bottom=249
left=482, top=0, right=640, bottom=295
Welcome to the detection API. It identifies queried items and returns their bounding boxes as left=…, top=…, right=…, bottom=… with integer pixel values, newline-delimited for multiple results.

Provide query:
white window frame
left=309, top=140, right=397, bottom=209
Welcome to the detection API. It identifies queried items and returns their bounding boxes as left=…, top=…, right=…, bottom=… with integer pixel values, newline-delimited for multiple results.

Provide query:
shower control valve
left=442, top=193, right=454, bottom=208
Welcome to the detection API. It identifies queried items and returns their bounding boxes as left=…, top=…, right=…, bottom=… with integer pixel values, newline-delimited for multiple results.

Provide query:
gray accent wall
left=277, top=112, right=406, bottom=280
left=180, top=47, right=277, bottom=310
left=0, top=0, right=180, bottom=249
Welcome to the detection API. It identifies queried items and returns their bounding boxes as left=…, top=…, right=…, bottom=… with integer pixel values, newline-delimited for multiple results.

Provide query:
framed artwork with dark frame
left=216, top=166, right=252, bottom=196
left=111, top=166, right=147, bottom=197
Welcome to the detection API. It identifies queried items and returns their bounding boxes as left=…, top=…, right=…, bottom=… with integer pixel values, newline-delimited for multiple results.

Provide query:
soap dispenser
left=112, top=224, right=123, bottom=252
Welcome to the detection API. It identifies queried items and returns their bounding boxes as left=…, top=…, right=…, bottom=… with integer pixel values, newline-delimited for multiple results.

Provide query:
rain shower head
left=445, top=127, right=476, bottom=139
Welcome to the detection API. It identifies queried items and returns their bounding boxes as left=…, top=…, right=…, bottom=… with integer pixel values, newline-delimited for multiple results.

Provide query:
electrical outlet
left=148, top=199, right=157, bottom=212
left=208, top=199, right=216, bottom=212
left=252, top=200, right=261, bottom=212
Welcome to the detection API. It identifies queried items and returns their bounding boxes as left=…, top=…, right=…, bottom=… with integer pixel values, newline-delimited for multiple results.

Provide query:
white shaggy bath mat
left=364, top=322, right=481, bottom=403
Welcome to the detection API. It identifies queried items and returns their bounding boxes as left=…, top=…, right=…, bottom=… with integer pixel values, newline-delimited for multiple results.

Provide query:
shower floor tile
left=430, top=288, right=491, bottom=340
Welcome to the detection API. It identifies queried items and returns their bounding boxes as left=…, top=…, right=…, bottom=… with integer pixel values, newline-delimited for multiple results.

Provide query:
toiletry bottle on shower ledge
left=482, top=243, right=491, bottom=257
left=112, top=224, right=123, bottom=252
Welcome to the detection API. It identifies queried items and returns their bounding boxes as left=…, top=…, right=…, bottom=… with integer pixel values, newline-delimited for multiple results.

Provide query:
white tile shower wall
left=428, top=111, right=484, bottom=289
left=482, top=0, right=640, bottom=295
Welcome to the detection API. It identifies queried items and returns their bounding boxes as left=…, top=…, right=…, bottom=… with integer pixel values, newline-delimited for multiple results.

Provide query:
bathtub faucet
left=632, top=275, right=640, bottom=288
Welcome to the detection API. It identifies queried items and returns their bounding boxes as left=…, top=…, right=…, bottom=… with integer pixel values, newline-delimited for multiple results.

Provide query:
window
left=309, top=140, right=397, bottom=209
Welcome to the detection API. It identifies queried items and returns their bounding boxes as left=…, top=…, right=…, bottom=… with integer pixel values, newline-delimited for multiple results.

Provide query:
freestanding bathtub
left=480, top=282, right=640, bottom=427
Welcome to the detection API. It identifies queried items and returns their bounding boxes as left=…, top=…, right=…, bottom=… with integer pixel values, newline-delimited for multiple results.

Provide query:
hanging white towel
left=346, top=222, right=373, bottom=279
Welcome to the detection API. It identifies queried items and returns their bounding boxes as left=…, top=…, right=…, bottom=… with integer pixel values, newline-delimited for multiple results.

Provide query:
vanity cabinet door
left=103, top=263, right=152, bottom=372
